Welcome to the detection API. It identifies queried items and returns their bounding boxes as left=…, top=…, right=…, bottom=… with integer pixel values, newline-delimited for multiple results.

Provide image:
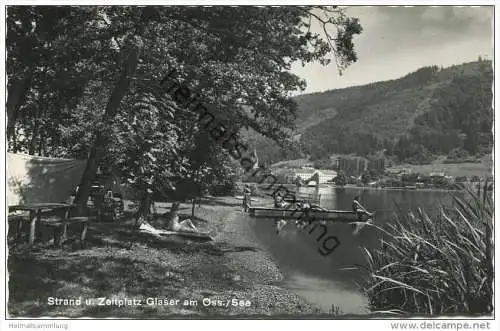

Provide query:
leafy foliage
left=7, top=6, right=362, bottom=211
left=6, top=7, right=111, bottom=153
left=333, top=170, right=347, bottom=186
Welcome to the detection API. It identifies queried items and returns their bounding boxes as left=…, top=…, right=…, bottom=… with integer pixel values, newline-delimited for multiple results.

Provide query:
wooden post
left=53, top=225, right=62, bottom=248
left=29, top=217, right=36, bottom=245
left=80, top=223, right=88, bottom=248
left=17, top=219, right=23, bottom=241
left=29, top=210, right=41, bottom=245
left=61, top=222, right=68, bottom=243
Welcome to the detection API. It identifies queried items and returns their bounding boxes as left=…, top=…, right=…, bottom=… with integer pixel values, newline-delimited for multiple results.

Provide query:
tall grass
left=362, top=181, right=493, bottom=315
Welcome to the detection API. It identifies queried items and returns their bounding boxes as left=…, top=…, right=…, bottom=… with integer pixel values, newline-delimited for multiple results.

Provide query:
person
left=169, top=213, right=198, bottom=233
left=352, top=196, right=374, bottom=222
left=273, top=194, right=288, bottom=234
left=294, top=201, right=311, bottom=229
left=243, top=184, right=252, bottom=212
left=351, top=196, right=374, bottom=235
left=274, top=194, right=287, bottom=208
left=164, top=202, right=199, bottom=233
left=138, top=200, right=199, bottom=234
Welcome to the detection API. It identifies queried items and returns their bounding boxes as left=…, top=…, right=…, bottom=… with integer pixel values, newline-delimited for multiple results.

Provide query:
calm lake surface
left=248, top=186, right=456, bottom=314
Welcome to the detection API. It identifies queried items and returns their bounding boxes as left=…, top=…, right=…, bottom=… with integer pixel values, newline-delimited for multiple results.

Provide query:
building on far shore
left=318, top=169, right=338, bottom=183
left=285, top=167, right=337, bottom=184
left=429, top=172, right=446, bottom=178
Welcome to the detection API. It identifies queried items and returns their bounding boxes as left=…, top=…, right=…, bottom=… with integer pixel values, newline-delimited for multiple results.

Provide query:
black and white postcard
left=2, top=2, right=497, bottom=330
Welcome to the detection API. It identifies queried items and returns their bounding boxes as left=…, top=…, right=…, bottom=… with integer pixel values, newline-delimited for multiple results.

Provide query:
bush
left=447, top=147, right=470, bottom=161
left=313, top=158, right=336, bottom=170
left=362, top=182, right=493, bottom=315
left=209, top=181, right=237, bottom=196
left=334, top=171, right=347, bottom=186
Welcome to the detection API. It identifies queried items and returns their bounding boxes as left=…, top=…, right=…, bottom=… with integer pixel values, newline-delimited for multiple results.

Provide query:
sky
left=291, top=6, right=494, bottom=94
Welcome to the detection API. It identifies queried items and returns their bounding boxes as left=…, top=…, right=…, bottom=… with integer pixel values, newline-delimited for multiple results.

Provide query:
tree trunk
left=7, top=69, right=33, bottom=141
left=74, top=45, right=139, bottom=215
left=11, top=127, right=17, bottom=152
left=163, top=201, right=181, bottom=230
left=171, top=201, right=180, bottom=214
left=38, top=129, right=45, bottom=156
left=134, top=189, right=153, bottom=227
left=28, top=113, right=41, bottom=155
left=191, top=198, right=196, bottom=217
left=138, top=190, right=153, bottom=217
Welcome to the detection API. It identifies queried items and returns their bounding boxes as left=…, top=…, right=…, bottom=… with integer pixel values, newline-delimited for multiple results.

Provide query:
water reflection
left=250, top=186, right=454, bottom=314
left=284, top=272, right=369, bottom=314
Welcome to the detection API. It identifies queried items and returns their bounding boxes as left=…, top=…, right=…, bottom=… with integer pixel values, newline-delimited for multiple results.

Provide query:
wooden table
left=8, top=203, right=76, bottom=246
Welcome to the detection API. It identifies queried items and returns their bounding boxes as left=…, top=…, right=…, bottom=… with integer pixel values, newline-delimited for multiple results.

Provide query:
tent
left=7, top=152, right=87, bottom=206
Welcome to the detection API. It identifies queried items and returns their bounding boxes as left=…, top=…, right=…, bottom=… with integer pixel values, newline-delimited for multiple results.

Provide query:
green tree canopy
left=6, top=6, right=362, bottom=213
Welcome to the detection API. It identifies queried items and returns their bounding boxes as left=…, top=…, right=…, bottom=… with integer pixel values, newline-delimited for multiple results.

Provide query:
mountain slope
left=243, top=60, right=493, bottom=165
left=300, top=60, right=493, bottom=162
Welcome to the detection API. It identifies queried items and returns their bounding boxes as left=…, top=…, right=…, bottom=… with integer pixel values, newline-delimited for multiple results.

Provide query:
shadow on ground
left=198, top=198, right=242, bottom=208
left=8, top=249, right=184, bottom=317
left=84, top=222, right=259, bottom=256
left=7, top=209, right=260, bottom=317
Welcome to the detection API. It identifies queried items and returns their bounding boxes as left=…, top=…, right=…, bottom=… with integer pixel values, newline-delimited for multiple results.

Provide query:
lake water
left=248, top=186, right=456, bottom=315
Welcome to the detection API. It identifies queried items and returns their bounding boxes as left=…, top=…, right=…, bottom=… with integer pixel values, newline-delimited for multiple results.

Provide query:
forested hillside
left=247, top=59, right=493, bottom=165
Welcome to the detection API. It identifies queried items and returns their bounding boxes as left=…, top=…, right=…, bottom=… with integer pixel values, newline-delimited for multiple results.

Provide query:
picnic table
left=8, top=203, right=92, bottom=247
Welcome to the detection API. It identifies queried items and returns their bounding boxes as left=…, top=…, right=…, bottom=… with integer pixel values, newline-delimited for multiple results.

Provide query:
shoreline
left=8, top=196, right=320, bottom=317
left=249, top=183, right=463, bottom=193
left=205, top=197, right=322, bottom=315
left=338, top=186, right=461, bottom=192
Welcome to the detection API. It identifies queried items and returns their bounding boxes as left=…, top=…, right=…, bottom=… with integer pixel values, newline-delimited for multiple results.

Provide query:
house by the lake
left=285, top=167, right=337, bottom=184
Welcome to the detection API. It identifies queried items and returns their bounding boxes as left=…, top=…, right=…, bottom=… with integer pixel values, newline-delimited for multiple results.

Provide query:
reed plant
left=362, top=181, right=493, bottom=315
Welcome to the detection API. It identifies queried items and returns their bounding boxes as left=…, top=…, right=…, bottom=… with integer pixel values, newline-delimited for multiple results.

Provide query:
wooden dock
left=247, top=206, right=358, bottom=222
left=284, top=193, right=321, bottom=205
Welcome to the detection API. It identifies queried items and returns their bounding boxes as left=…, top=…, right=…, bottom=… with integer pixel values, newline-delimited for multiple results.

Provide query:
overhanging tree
left=7, top=6, right=362, bottom=216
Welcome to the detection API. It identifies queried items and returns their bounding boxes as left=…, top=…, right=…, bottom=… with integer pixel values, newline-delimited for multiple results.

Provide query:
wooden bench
left=42, top=216, right=95, bottom=248
left=8, top=203, right=76, bottom=245
left=7, top=214, right=30, bottom=241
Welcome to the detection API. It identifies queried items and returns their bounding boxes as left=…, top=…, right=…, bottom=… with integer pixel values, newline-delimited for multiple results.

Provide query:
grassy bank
left=386, top=155, right=492, bottom=178
left=362, top=183, right=493, bottom=316
left=7, top=197, right=317, bottom=317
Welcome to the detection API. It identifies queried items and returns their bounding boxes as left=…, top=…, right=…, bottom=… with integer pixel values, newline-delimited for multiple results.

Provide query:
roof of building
left=320, top=170, right=337, bottom=176
left=294, top=168, right=317, bottom=174
left=430, top=172, right=446, bottom=177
